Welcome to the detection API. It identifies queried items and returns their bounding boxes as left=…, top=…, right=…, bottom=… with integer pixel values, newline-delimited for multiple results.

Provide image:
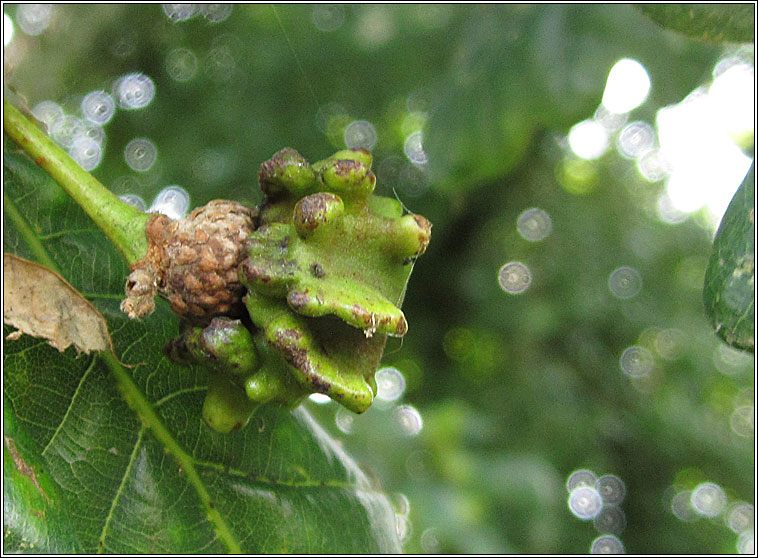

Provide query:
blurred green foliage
left=3, top=4, right=754, bottom=554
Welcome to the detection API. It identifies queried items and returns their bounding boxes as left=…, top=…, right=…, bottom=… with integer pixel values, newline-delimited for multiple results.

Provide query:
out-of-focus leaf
left=637, top=4, right=755, bottom=43
left=703, top=164, right=755, bottom=352
left=3, top=145, right=401, bottom=553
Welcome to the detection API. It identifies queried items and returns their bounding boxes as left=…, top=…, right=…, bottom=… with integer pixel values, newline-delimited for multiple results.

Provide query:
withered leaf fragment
left=3, top=253, right=112, bottom=354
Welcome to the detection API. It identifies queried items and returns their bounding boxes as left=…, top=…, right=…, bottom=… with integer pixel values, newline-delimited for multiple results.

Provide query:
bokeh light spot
left=124, top=138, right=157, bottom=172
left=69, top=137, right=103, bottom=171
left=636, top=148, right=669, bottom=182
left=375, top=367, right=406, bottom=403
left=596, top=475, right=626, bottom=505
left=690, top=482, right=727, bottom=518
left=498, top=261, right=531, bottom=294
left=729, top=405, right=754, bottom=438
left=16, top=3, right=53, bottom=36
left=335, top=407, right=355, bottom=434
left=404, top=131, right=428, bottom=165
left=393, top=405, right=423, bottom=436
left=619, top=346, right=654, bottom=378
left=602, top=58, right=651, bottom=114
left=737, top=530, right=755, bottom=554
left=31, top=100, right=63, bottom=129
left=727, top=503, right=755, bottom=534
left=166, top=47, right=199, bottom=82
left=312, top=5, right=345, bottom=32
left=162, top=4, right=198, bottom=22
left=593, top=505, right=627, bottom=535
left=115, top=73, right=156, bottom=110
left=201, top=4, right=232, bottom=23
left=656, top=87, right=752, bottom=226
left=344, top=119, right=378, bottom=150
left=517, top=207, right=552, bottom=242
left=119, top=194, right=146, bottom=212
left=671, top=490, right=699, bottom=522
left=568, top=119, right=609, bottom=160
left=420, top=528, right=441, bottom=553
left=568, top=486, right=603, bottom=520
left=81, top=90, right=116, bottom=125
left=50, top=115, right=85, bottom=148
left=590, top=534, right=625, bottom=554
left=149, top=185, right=190, bottom=220
left=608, top=266, right=642, bottom=299
left=567, top=469, right=598, bottom=492
left=617, top=121, right=655, bottom=159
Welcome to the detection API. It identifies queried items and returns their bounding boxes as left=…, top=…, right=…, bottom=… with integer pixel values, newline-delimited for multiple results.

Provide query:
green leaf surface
left=3, top=145, right=402, bottom=554
left=637, top=4, right=755, bottom=43
left=703, top=163, right=755, bottom=352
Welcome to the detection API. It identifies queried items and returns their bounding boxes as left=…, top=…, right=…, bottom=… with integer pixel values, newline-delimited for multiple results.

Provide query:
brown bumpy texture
left=120, top=200, right=256, bottom=326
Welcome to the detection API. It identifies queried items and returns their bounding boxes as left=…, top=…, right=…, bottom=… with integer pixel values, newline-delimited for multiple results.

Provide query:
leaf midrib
left=5, top=188, right=243, bottom=554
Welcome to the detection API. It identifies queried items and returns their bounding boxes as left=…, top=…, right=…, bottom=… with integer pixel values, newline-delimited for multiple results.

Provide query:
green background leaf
left=704, top=164, right=755, bottom=352
left=637, top=4, right=755, bottom=43
left=3, top=146, right=401, bottom=554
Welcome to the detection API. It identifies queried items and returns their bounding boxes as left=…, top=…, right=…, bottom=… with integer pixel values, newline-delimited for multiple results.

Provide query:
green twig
left=3, top=100, right=150, bottom=266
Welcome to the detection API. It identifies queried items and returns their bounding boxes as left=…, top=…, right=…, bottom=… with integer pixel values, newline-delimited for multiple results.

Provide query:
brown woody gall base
left=121, top=200, right=257, bottom=326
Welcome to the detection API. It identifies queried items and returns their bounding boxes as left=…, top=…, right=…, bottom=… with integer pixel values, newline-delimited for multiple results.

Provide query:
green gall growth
left=152, top=147, right=430, bottom=431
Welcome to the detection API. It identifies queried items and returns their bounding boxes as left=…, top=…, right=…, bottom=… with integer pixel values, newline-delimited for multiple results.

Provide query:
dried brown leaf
left=3, top=253, right=112, bottom=353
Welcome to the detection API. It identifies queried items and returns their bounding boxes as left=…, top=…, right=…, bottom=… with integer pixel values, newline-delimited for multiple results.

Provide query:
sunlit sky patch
left=657, top=64, right=754, bottom=227
left=567, top=55, right=754, bottom=231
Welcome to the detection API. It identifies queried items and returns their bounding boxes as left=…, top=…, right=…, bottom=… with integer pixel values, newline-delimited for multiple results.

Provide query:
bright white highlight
left=690, top=482, right=727, bottom=518
left=568, top=486, right=604, bottom=520
left=115, top=73, right=156, bottom=110
left=656, top=80, right=753, bottom=226
left=149, top=186, right=190, bottom=220
left=710, top=60, right=755, bottom=139
left=393, top=405, right=423, bottom=436
left=4, top=13, right=14, bottom=46
left=568, top=120, right=609, bottom=160
left=375, top=367, right=406, bottom=403
left=602, top=58, right=651, bottom=114
left=308, top=393, right=332, bottom=404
